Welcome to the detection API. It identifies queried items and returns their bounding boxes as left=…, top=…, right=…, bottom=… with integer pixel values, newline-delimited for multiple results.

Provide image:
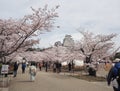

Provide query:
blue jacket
left=107, top=62, right=120, bottom=85
left=114, top=62, right=120, bottom=77
left=22, top=63, right=26, bottom=69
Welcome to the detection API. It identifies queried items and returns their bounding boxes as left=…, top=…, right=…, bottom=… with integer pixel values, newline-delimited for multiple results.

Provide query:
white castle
left=63, top=35, right=74, bottom=47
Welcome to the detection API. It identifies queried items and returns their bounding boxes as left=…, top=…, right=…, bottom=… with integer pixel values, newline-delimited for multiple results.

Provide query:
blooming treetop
left=0, top=5, right=59, bottom=62
left=74, top=31, right=118, bottom=63
left=43, top=46, right=67, bottom=62
left=43, top=45, right=84, bottom=62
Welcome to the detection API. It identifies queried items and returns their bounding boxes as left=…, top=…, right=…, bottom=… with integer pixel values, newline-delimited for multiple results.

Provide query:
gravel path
left=9, top=68, right=113, bottom=91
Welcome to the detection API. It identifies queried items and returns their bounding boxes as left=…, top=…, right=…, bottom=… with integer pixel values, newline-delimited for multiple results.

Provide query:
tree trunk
left=85, top=55, right=96, bottom=76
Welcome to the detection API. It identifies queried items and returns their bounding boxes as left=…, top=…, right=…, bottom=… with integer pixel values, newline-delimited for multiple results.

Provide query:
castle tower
left=63, top=35, right=74, bottom=47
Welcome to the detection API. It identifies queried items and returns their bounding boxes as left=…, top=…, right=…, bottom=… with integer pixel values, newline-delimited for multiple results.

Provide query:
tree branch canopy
left=0, top=5, right=59, bottom=61
left=74, top=30, right=118, bottom=63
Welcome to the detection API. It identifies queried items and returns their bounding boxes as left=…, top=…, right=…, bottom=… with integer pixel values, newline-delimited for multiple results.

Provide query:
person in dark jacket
left=107, top=60, right=120, bottom=91
left=68, top=62, right=71, bottom=72
left=13, top=62, right=18, bottom=77
left=45, top=62, right=48, bottom=72
left=22, top=62, right=26, bottom=73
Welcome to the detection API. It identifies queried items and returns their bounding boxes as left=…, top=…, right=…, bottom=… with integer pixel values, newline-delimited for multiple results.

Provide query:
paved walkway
left=9, top=68, right=113, bottom=91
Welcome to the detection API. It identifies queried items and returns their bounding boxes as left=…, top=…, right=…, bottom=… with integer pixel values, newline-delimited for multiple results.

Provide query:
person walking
left=39, top=62, right=42, bottom=71
left=68, top=62, right=72, bottom=72
left=53, top=62, right=56, bottom=73
left=22, top=62, right=26, bottom=73
left=45, top=62, right=48, bottom=72
left=107, top=59, right=120, bottom=91
left=29, top=62, right=37, bottom=82
left=13, top=62, right=18, bottom=77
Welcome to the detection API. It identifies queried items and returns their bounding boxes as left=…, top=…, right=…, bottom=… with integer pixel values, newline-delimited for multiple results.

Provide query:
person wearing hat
left=107, top=59, right=120, bottom=91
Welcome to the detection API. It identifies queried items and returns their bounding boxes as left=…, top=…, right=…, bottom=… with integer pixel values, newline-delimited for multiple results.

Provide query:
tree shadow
left=17, top=80, right=33, bottom=83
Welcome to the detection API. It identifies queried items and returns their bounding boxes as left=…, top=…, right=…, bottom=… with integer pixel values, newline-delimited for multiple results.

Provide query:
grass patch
left=71, top=75, right=106, bottom=82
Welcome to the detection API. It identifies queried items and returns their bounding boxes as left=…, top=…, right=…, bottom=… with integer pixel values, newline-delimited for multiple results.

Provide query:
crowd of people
left=11, top=58, right=120, bottom=90
left=0, top=58, right=75, bottom=82
left=0, top=57, right=120, bottom=91
left=11, top=58, right=120, bottom=91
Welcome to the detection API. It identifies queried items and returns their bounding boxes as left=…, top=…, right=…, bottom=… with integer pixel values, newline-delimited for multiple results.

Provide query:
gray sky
left=0, top=0, right=120, bottom=48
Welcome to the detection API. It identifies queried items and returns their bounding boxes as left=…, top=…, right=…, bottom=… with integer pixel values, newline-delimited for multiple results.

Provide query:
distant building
left=54, top=34, right=74, bottom=48
left=54, top=41, right=62, bottom=46
left=63, top=35, right=74, bottom=47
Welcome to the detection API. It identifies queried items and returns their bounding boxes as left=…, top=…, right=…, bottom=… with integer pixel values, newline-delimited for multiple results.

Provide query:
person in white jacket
left=29, top=62, right=37, bottom=82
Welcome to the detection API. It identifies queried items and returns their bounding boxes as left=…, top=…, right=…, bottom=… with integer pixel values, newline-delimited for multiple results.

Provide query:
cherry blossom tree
left=19, top=51, right=44, bottom=62
left=74, top=31, right=119, bottom=63
left=43, top=45, right=84, bottom=64
left=43, top=46, right=67, bottom=62
left=73, top=31, right=119, bottom=76
left=0, top=5, right=59, bottom=62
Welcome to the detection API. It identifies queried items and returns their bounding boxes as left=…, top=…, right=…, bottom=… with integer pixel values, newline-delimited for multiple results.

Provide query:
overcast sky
left=0, top=0, right=120, bottom=48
